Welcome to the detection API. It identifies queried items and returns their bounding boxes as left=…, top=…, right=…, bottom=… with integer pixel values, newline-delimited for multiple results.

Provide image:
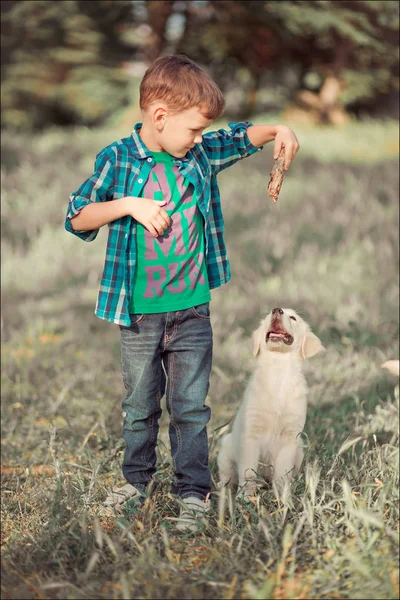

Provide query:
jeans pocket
left=119, top=314, right=146, bottom=329
left=191, top=303, right=211, bottom=320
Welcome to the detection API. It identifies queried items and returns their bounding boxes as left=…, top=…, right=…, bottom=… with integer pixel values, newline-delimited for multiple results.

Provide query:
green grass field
left=1, top=117, right=399, bottom=599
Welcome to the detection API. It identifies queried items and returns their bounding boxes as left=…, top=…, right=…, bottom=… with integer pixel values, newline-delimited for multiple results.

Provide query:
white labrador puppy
left=382, top=360, right=399, bottom=376
left=218, top=308, right=325, bottom=495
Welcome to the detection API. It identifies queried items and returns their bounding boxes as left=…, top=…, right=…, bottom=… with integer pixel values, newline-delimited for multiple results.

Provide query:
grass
left=1, top=116, right=399, bottom=599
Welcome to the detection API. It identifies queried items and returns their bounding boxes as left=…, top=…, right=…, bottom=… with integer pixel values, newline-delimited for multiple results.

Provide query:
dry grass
left=1, top=118, right=399, bottom=599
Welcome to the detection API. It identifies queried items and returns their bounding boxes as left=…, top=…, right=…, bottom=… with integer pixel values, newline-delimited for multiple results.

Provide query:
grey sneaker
left=175, top=495, right=211, bottom=533
left=98, top=483, right=146, bottom=517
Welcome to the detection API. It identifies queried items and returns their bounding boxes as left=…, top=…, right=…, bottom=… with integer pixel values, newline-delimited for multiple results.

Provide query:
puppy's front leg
left=294, top=445, right=303, bottom=474
left=238, top=442, right=260, bottom=496
left=218, top=433, right=237, bottom=488
left=274, top=441, right=298, bottom=486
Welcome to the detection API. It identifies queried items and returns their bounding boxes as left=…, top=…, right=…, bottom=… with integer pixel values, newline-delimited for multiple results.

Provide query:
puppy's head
left=252, top=308, right=325, bottom=359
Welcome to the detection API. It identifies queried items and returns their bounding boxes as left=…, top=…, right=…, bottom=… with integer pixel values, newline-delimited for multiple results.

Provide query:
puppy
left=218, top=308, right=325, bottom=496
left=382, top=360, right=399, bottom=377
left=382, top=360, right=399, bottom=401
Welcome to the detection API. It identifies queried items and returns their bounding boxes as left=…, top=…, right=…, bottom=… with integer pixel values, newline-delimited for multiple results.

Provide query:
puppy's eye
left=290, top=316, right=297, bottom=321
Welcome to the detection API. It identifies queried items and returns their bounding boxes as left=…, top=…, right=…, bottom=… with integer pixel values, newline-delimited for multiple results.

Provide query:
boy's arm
left=69, top=197, right=134, bottom=231
left=65, top=150, right=116, bottom=242
left=70, top=196, right=170, bottom=238
left=201, top=122, right=299, bottom=175
left=246, top=124, right=300, bottom=170
left=201, top=121, right=262, bottom=175
left=66, top=150, right=170, bottom=240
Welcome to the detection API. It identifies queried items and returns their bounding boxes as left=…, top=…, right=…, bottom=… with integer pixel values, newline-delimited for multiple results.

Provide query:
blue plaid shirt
left=65, top=121, right=263, bottom=325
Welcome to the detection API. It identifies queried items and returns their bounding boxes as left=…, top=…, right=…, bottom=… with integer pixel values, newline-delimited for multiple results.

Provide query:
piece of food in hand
left=268, top=147, right=285, bottom=203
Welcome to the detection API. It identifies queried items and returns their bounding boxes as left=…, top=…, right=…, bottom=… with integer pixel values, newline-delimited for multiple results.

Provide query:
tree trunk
left=245, top=74, right=261, bottom=116
left=285, top=74, right=350, bottom=126
left=146, top=0, right=174, bottom=62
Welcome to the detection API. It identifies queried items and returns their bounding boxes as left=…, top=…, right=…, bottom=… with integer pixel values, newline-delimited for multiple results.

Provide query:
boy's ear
left=301, top=331, right=325, bottom=360
left=153, top=105, right=168, bottom=130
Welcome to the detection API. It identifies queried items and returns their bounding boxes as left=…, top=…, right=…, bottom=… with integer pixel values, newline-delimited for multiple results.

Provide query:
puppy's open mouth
left=266, top=329, right=294, bottom=345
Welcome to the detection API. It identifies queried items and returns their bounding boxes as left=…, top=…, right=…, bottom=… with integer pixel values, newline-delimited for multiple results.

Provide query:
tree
left=1, top=0, right=137, bottom=129
left=143, top=0, right=399, bottom=122
left=266, top=0, right=399, bottom=124
left=146, top=0, right=175, bottom=62
left=2, top=0, right=398, bottom=127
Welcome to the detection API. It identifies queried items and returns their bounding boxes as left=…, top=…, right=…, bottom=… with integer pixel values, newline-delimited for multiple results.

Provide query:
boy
left=65, top=55, right=299, bottom=531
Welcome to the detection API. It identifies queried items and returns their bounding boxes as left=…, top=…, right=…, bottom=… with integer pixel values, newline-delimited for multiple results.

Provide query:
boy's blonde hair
left=140, top=55, right=225, bottom=120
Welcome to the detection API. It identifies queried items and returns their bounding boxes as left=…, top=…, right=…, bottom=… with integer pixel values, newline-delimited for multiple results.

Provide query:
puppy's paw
left=236, top=487, right=257, bottom=504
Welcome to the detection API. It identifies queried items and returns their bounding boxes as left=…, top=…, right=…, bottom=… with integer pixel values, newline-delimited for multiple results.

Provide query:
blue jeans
left=119, top=303, right=213, bottom=501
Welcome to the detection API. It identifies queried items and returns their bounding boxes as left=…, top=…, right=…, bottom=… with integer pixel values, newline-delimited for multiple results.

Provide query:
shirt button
left=138, top=178, right=143, bottom=184
left=147, top=157, right=152, bottom=162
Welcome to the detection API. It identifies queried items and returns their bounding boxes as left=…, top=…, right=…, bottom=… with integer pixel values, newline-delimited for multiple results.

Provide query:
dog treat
left=268, top=147, right=285, bottom=203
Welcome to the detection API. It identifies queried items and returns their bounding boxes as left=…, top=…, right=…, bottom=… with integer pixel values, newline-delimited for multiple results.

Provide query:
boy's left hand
left=273, top=125, right=300, bottom=170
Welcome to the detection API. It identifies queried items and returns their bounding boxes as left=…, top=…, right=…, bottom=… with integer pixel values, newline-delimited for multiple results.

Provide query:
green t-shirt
left=129, top=151, right=211, bottom=314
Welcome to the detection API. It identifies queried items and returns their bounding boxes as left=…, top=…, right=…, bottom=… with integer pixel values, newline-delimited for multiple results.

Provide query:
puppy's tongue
left=269, top=332, right=286, bottom=341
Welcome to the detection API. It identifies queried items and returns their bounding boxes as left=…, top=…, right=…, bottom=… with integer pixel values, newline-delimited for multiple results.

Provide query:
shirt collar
left=130, top=122, right=190, bottom=163
left=130, top=123, right=152, bottom=159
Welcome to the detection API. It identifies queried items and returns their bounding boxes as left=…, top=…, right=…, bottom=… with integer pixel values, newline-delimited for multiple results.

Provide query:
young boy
left=65, top=55, right=299, bottom=531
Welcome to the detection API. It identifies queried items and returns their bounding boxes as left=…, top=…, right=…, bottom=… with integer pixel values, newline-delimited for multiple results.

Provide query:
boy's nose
left=194, top=135, right=203, bottom=144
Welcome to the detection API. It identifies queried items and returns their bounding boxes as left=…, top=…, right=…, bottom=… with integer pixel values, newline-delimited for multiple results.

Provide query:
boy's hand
left=273, top=125, right=300, bottom=170
left=127, top=197, right=171, bottom=238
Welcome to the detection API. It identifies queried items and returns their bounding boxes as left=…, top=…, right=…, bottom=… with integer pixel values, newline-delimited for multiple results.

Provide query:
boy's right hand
left=127, top=197, right=171, bottom=238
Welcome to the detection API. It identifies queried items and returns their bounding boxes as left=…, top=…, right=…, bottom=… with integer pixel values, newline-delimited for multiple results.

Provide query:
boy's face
left=153, top=105, right=213, bottom=157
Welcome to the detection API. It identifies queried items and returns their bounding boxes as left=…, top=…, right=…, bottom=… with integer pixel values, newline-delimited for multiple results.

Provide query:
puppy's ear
left=252, top=327, right=263, bottom=357
left=301, top=331, right=325, bottom=359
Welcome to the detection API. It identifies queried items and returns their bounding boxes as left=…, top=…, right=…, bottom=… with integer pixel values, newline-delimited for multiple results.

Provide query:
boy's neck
left=138, top=120, right=163, bottom=153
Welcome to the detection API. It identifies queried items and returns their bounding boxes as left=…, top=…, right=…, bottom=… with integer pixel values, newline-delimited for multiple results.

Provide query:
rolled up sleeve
left=202, top=121, right=263, bottom=175
left=65, top=150, right=115, bottom=242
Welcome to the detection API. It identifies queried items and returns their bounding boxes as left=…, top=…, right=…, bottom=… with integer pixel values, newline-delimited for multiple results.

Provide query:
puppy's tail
left=382, top=360, right=400, bottom=377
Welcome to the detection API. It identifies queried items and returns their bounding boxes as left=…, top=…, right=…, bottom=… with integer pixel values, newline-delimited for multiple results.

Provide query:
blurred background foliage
left=1, top=0, right=399, bottom=130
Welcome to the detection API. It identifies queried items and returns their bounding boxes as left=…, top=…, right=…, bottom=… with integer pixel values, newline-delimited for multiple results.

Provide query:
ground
left=1, top=117, right=399, bottom=599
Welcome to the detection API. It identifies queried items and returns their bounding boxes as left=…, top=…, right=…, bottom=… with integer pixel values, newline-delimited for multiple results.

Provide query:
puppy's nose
left=272, top=308, right=284, bottom=316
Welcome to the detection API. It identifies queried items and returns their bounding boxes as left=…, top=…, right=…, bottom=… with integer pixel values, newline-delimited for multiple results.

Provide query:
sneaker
left=98, top=483, right=146, bottom=517
left=175, top=495, right=211, bottom=533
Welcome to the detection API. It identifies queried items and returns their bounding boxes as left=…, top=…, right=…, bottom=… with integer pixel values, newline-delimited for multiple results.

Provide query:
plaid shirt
left=65, top=121, right=263, bottom=325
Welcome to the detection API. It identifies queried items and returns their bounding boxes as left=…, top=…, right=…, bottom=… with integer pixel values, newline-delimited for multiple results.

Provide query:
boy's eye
left=290, top=316, right=297, bottom=321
